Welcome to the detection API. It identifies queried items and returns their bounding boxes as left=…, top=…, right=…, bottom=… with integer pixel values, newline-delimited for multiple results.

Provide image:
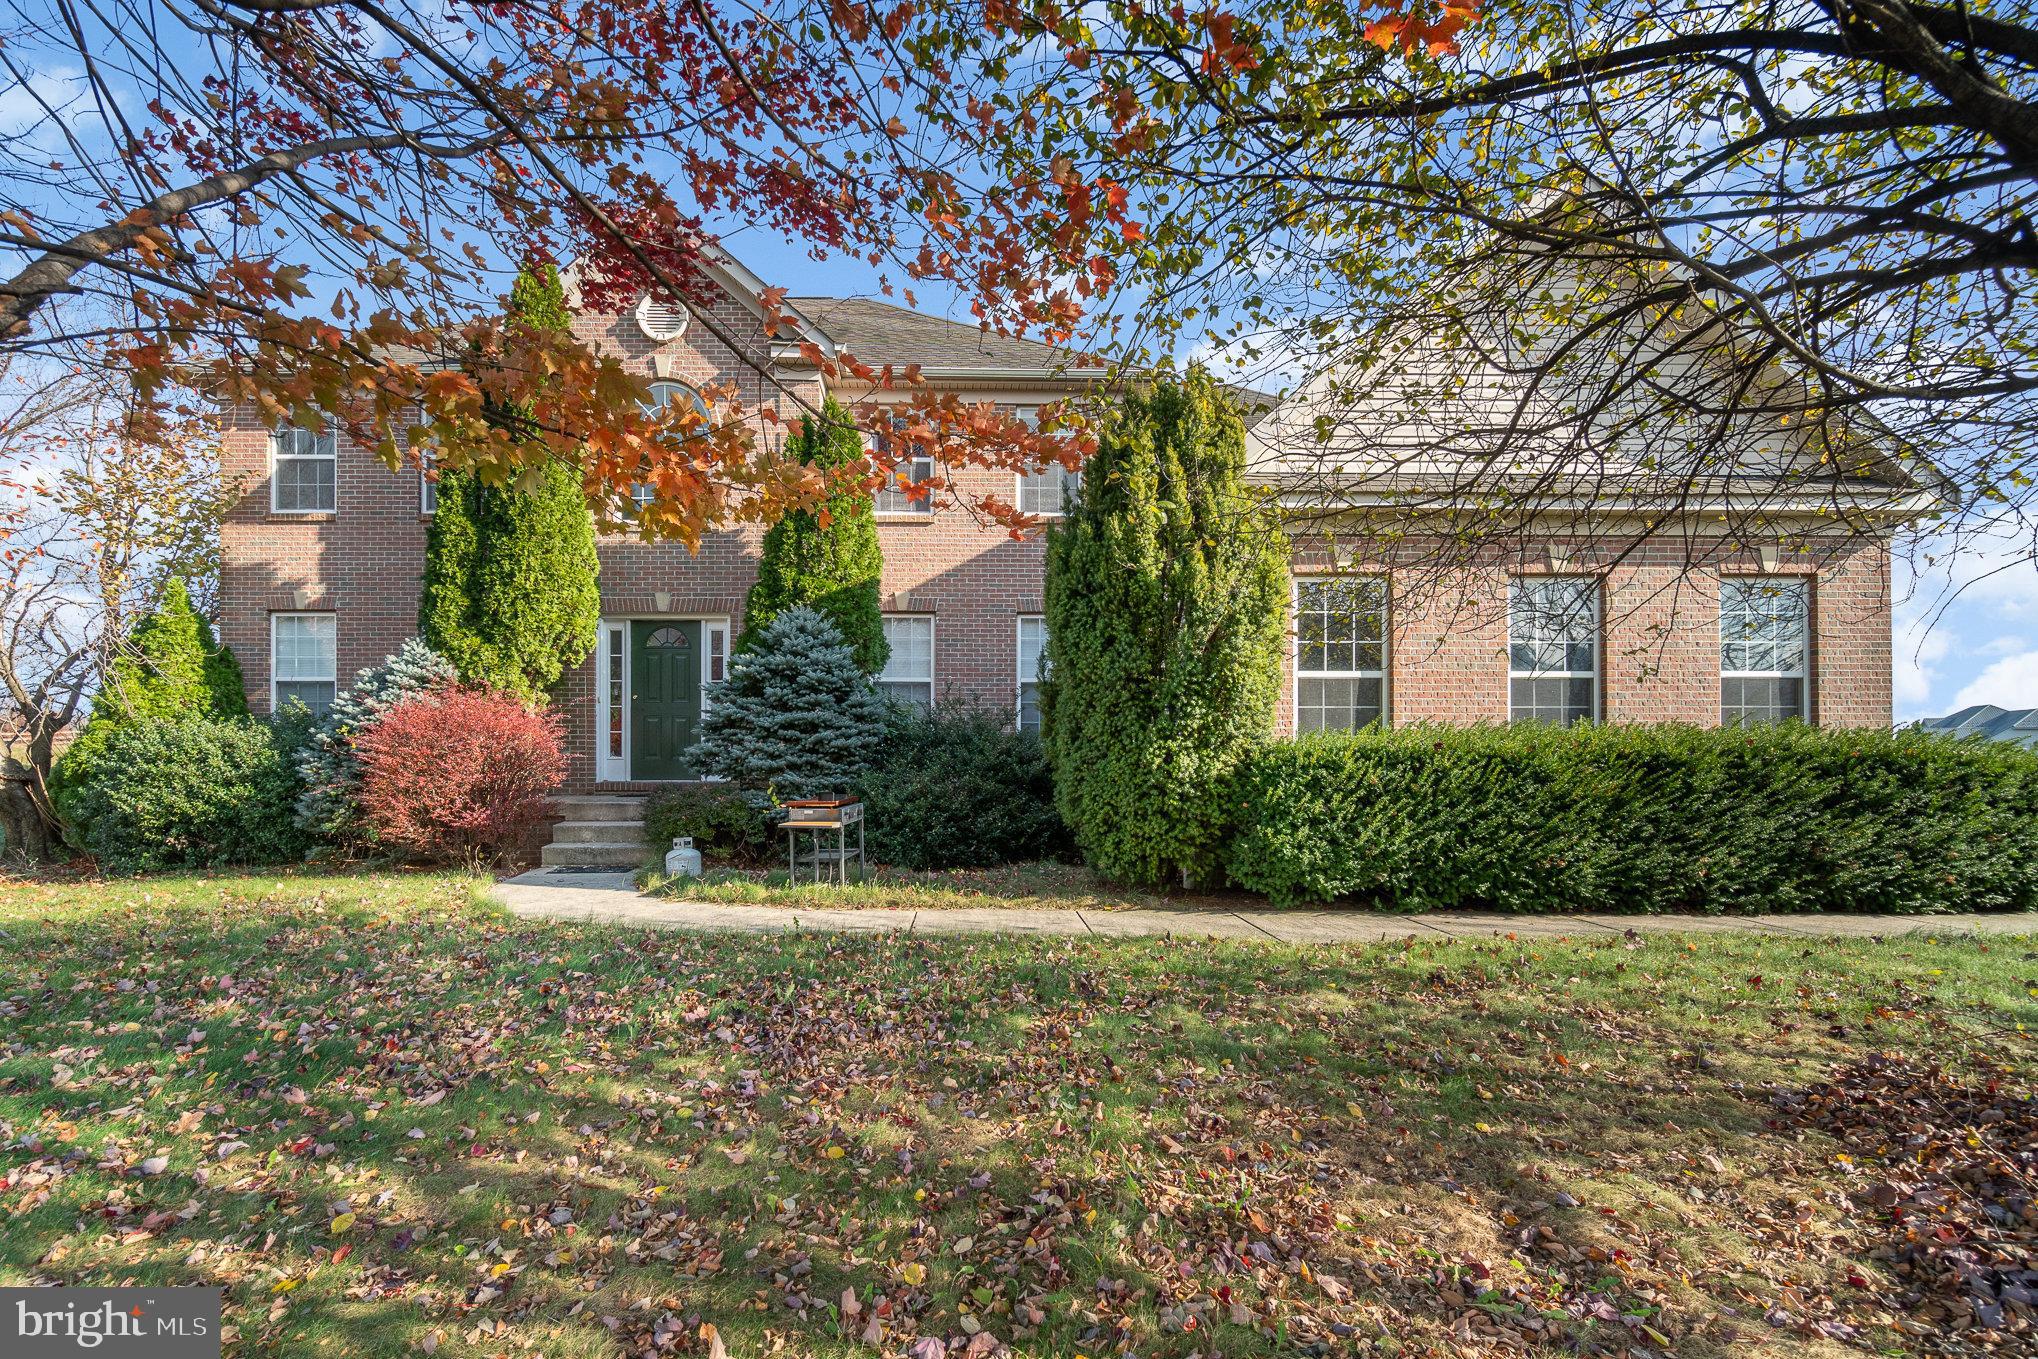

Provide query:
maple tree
left=0, top=350, right=234, bottom=859
left=974, top=0, right=2034, bottom=593
left=0, top=0, right=1149, bottom=541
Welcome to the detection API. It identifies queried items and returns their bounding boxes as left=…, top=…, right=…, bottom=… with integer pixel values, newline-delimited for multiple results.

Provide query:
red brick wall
left=218, top=291, right=1898, bottom=795
left=1281, top=533, right=1891, bottom=732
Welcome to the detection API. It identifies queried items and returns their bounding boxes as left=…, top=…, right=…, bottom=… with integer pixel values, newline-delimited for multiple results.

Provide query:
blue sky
left=1896, top=536, right=2038, bottom=722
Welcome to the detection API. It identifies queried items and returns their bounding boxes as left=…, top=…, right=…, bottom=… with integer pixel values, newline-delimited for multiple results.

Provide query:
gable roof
left=1914, top=705, right=2038, bottom=749
left=789, top=296, right=1081, bottom=377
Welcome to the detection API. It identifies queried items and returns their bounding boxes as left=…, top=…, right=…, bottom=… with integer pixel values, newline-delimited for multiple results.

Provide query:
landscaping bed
left=0, top=872, right=2034, bottom=1357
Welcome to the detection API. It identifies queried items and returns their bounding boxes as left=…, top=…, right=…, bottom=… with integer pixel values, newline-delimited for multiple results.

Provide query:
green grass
left=0, top=870, right=2032, bottom=1358
left=638, top=859, right=1252, bottom=911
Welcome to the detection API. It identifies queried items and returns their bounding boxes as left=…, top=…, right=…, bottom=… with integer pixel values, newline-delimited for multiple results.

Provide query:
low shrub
left=857, top=708, right=1073, bottom=870
left=354, top=687, right=566, bottom=865
left=71, top=716, right=308, bottom=873
left=1223, top=723, right=2038, bottom=913
left=643, top=784, right=774, bottom=864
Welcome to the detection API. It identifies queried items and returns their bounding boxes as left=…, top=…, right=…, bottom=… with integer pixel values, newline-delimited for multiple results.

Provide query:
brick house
left=219, top=253, right=1941, bottom=793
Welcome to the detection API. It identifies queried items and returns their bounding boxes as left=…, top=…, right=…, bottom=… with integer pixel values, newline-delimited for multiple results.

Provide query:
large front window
left=271, top=424, right=337, bottom=513
left=1295, top=577, right=1386, bottom=732
left=1508, top=577, right=1598, bottom=726
left=272, top=613, right=336, bottom=714
left=1721, top=577, right=1809, bottom=724
left=879, top=615, right=934, bottom=707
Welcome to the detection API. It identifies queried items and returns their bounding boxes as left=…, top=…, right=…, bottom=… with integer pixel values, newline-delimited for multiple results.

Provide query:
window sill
left=266, top=511, right=337, bottom=522
left=874, top=513, right=936, bottom=524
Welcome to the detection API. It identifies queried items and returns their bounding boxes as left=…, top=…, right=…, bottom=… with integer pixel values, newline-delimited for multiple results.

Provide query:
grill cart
left=779, top=797, right=865, bottom=885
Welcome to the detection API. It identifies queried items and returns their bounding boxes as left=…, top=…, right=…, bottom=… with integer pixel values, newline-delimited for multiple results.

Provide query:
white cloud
left=1951, top=651, right=2038, bottom=712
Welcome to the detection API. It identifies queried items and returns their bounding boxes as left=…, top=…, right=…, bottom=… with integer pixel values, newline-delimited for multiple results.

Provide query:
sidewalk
left=491, top=870, right=2038, bottom=943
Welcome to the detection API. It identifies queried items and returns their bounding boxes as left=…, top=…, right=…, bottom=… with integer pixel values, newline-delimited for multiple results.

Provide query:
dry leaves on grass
left=1776, top=1054, right=2037, bottom=1352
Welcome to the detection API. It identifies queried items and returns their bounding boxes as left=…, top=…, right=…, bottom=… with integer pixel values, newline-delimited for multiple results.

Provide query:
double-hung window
left=870, top=416, right=935, bottom=516
left=1013, top=405, right=1081, bottom=516
left=271, top=614, right=337, bottom=714
left=879, top=615, right=934, bottom=708
left=1017, top=616, right=1048, bottom=733
left=1508, top=577, right=1598, bottom=725
left=1294, top=577, right=1387, bottom=731
left=1720, top=577, right=1809, bottom=724
left=271, top=424, right=337, bottom=513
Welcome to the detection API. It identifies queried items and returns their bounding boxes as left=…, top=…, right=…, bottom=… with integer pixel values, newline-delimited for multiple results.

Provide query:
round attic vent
left=635, top=292, right=690, bottom=342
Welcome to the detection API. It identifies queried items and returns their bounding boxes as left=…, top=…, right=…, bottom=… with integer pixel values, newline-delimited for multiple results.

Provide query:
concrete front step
left=550, top=819, right=652, bottom=845
left=540, top=840, right=649, bottom=868
left=553, top=795, right=648, bottom=824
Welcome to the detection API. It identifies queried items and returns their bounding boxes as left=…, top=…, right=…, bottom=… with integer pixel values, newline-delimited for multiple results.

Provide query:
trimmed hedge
left=1223, top=724, right=2038, bottom=913
left=71, top=716, right=308, bottom=873
left=857, top=708, right=1073, bottom=870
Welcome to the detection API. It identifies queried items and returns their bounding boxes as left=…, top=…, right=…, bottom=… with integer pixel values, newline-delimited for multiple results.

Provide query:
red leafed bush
left=354, top=687, right=566, bottom=864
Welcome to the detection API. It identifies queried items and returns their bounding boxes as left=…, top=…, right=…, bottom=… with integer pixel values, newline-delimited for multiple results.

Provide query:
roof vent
left=635, top=293, right=690, bottom=343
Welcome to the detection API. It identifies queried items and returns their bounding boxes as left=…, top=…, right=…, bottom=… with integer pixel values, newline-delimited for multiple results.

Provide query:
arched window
left=645, top=381, right=709, bottom=422
left=643, top=626, right=690, bottom=650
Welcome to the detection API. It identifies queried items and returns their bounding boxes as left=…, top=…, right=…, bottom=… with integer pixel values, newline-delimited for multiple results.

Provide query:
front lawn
left=0, top=872, right=2032, bottom=1357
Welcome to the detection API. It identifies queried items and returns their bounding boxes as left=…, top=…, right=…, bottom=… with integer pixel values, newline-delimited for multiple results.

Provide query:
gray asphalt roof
left=1914, top=705, right=2038, bottom=749
left=790, top=296, right=1080, bottom=372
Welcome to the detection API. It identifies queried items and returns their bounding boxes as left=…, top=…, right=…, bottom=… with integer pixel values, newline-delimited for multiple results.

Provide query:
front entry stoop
left=540, top=794, right=649, bottom=869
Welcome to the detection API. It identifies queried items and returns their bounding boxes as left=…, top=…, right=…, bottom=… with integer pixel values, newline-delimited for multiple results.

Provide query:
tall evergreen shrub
left=1042, top=372, right=1290, bottom=887
left=51, top=576, right=247, bottom=835
left=696, top=606, right=887, bottom=800
left=419, top=263, right=600, bottom=701
left=736, top=397, right=887, bottom=673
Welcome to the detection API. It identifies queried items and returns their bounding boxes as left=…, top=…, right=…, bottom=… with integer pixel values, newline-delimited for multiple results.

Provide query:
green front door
left=630, top=620, right=702, bottom=780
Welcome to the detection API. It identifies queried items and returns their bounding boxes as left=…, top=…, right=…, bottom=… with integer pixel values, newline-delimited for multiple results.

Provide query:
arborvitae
left=697, top=606, right=887, bottom=800
left=293, top=637, right=458, bottom=843
left=50, top=576, right=248, bottom=836
left=1041, top=371, right=1290, bottom=888
left=419, top=263, right=600, bottom=701
left=736, top=397, right=887, bottom=674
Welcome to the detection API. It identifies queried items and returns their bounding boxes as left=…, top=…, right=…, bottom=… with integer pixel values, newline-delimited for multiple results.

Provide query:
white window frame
left=1017, top=615, right=1048, bottom=733
left=418, top=447, right=438, bottom=515
left=1292, top=575, right=1389, bottom=732
left=632, top=382, right=711, bottom=513
left=1507, top=576, right=1601, bottom=726
left=270, top=423, right=337, bottom=514
left=270, top=612, right=337, bottom=713
left=1720, top=576, right=1811, bottom=725
left=879, top=614, right=936, bottom=707
left=1011, top=405, right=1080, bottom=518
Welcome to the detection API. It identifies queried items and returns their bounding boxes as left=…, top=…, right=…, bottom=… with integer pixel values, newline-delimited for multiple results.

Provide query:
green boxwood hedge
left=1222, top=723, right=2038, bottom=913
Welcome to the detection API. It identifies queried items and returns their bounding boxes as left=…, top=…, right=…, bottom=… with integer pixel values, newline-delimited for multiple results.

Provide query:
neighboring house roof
left=789, top=296, right=1082, bottom=378
left=1913, top=705, right=2038, bottom=749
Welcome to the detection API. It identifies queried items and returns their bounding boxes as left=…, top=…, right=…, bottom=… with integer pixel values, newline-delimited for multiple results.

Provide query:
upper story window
left=271, top=613, right=337, bottom=714
left=1508, top=576, right=1598, bottom=726
left=1012, top=406, right=1081, bottom=517
left=1721, top=576, right=1809, bottom=724
left=1017, top=615, right=1049, bottom=733
left=875, top=450, right=936, bottom=516
left=1295, top=577, right=1387, bottom=732
left=879, top=615, right=934, bottom=708
left=271, top=423, right=337, bottom=514
left=633, top=382, right=711, bottom=511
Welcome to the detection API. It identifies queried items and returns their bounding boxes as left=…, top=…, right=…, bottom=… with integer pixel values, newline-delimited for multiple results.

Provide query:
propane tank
left=663, top=836, right=703, bottom=878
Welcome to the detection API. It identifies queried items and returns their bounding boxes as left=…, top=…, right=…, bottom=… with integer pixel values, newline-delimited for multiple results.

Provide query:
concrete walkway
left=492, top=869, right=2038, bottom=943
